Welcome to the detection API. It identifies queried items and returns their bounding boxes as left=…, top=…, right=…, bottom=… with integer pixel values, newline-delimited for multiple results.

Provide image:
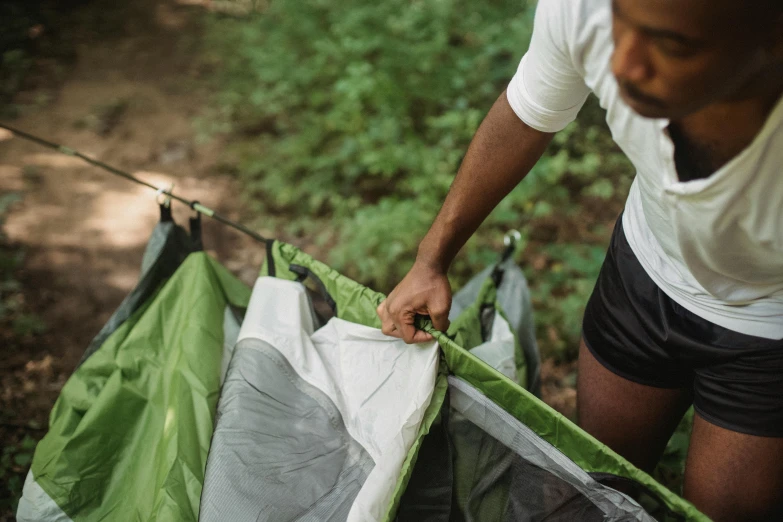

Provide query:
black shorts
left=582, top=215, right=783, bottom=438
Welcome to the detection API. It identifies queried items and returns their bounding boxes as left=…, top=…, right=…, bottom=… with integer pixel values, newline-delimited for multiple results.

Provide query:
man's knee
left=684, top=413, right=783, bottom=521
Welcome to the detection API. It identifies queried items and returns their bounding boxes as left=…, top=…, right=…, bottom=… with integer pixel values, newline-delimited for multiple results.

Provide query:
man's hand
left=377, top=261, right=452, bottom=344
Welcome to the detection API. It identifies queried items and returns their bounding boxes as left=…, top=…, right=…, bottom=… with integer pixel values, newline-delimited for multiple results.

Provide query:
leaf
left=584, top=178, right=615, bottom=200
left=13, top=452, right=32, bottom=467
left=21, top=435, right=38, bottom=450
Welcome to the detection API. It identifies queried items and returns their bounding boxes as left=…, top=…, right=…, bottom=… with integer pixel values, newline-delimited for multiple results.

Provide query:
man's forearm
left=416, top=90, right=555, bottom=272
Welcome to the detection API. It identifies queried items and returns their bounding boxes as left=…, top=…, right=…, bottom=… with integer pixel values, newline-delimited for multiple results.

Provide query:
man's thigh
left=684, top=414, right=783, bottom=522
left=682, top=337, right=783, bottom=520
left=576, top=339, right=692, bottom=473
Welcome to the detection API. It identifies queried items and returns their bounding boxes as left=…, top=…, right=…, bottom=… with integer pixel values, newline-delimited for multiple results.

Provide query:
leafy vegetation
left=0, top=0, right=90, bottom=118
left=0, top=1, right=37, bottom=113
left=0, top=193, right=45, bottom=515
left=0, top=194, right=46, bottom=339
left=654, top=409, right=694, bottom=496
left=203, top=0, right=634, bottom=360
left=0, top=436, right=38, bottom=514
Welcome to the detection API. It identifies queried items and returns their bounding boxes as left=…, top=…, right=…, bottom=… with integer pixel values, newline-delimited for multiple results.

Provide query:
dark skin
left=378, top=0, right=783, bottom=519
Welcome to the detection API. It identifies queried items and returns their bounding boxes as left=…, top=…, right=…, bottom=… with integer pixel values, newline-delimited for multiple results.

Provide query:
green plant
left=0, top=193, right=47, bottom=516
left=204, top=0, right=634, bottom=358
left=0, top=193, right=23, bottom=323
left=654, top=409, right=694, bottom=495
left=1, top=193, right=47, bottom=336
left=0, top=435, right=37, bottom=513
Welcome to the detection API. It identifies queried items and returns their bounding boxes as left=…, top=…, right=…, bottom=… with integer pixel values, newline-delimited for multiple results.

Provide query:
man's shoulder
left=538, top=0, right=610, bottom=31
left=537, top=0, right=612, bottom=64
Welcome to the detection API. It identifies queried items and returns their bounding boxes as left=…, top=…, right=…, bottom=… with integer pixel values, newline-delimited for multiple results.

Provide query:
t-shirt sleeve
left=506, top=0, right=591, bottom=133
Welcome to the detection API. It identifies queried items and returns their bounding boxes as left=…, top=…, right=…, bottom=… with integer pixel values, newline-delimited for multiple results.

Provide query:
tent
left=17, top=210, right=706, bottom=521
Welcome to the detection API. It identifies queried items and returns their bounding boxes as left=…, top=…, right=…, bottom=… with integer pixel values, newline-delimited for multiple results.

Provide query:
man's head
left=610, top=0, right=783, bottom=119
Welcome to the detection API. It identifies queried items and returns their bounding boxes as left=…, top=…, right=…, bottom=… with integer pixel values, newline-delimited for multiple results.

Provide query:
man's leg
left=576, top=339, right=692, bottom=473
left=683, top=414, right=783, bottom=521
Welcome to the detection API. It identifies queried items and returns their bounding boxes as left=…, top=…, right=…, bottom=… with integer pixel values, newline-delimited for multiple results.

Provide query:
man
left=376, top=0, right=783, bottom=519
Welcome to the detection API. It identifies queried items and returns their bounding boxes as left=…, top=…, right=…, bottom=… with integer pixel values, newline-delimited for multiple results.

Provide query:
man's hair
left=742, top=0, right=783, bottom=41
left=754, top=1, right=783, bottom=25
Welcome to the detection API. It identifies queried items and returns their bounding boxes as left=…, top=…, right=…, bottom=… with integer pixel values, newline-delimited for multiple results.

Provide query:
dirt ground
left=0, top=0, right=577, bottom=516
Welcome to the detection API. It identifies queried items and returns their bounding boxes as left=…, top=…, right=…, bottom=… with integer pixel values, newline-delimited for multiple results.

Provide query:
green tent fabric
left=18, top=226, right=707, bottom=521
left=17, top=215, right=251, bottom=521
left=77, top=209, right=200, bottom=365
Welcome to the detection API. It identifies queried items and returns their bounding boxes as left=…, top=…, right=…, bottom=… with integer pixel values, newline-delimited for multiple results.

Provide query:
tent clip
left=156, top=184, right=175, bottom=222
left=289, top=264, right=338, bottom=315
left=189, top=200, right=203, bottom=251
left=155, top=183, right=174, bottom=208
left=501, top=229, right=522, bottom=261
left=492, top=230, right=522, bottom=286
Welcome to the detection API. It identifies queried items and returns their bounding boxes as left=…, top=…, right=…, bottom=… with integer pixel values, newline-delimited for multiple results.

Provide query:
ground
left=0, top=0, right=578, bottom=517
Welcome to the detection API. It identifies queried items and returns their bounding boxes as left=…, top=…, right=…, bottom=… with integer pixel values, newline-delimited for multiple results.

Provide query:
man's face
left=610, top=0, right=778, bottom=119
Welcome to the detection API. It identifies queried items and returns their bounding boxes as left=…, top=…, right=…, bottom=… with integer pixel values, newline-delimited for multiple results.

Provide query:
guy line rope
left=0, top=122, right=269, bottom=243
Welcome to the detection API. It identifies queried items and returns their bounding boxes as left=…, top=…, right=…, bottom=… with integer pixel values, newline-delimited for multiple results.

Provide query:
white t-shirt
left=507, top=0, right=783, bottom=339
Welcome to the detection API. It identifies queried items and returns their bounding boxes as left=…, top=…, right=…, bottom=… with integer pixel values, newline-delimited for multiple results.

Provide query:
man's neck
left=670, top=78, right=782, bottom=180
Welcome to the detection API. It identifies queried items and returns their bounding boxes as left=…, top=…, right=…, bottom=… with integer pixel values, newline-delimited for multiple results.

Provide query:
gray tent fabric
left=78, top=210, right=198, bottom=365
left=219, top=305, right=244, bottom=385
left=450, top=258, right=541, bottom=395
left=395, top=377, right=657, bottom=522
left=200, top=338, right=375, bottom=522
left=448, top=377, right=655, bottom=522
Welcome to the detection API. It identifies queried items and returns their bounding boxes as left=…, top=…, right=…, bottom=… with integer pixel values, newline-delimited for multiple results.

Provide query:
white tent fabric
left=469, top=311, right=517, bottom=381
left=16, top=471, right=72, bottom=522
left=200, top=277, right=439, bottom=521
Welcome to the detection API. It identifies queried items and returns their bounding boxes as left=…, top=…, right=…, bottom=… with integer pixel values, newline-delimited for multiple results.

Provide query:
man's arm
left=377, top=90, right=554, bottom=343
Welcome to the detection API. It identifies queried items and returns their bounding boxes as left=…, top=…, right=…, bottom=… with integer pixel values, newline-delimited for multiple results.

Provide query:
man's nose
left=612, top=28, right=653, bottom=84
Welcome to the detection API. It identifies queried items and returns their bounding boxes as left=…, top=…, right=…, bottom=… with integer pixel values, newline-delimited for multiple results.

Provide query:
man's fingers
left=380, top=318, right=404, bottom=339
left=384, top=327, right=403, bottom=339
left=376, top=301, right=389, bottom=322
left=429, top=305, right=451, bottom=333
left=377, top=297, right=439, bottom=344
left=377, top=301, right=406, bottom=339
left=410, top=330, right=434, bottom=343
left=399, top=322, right=418, bottom=344
left=380, top=319, right=396, bottom=336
